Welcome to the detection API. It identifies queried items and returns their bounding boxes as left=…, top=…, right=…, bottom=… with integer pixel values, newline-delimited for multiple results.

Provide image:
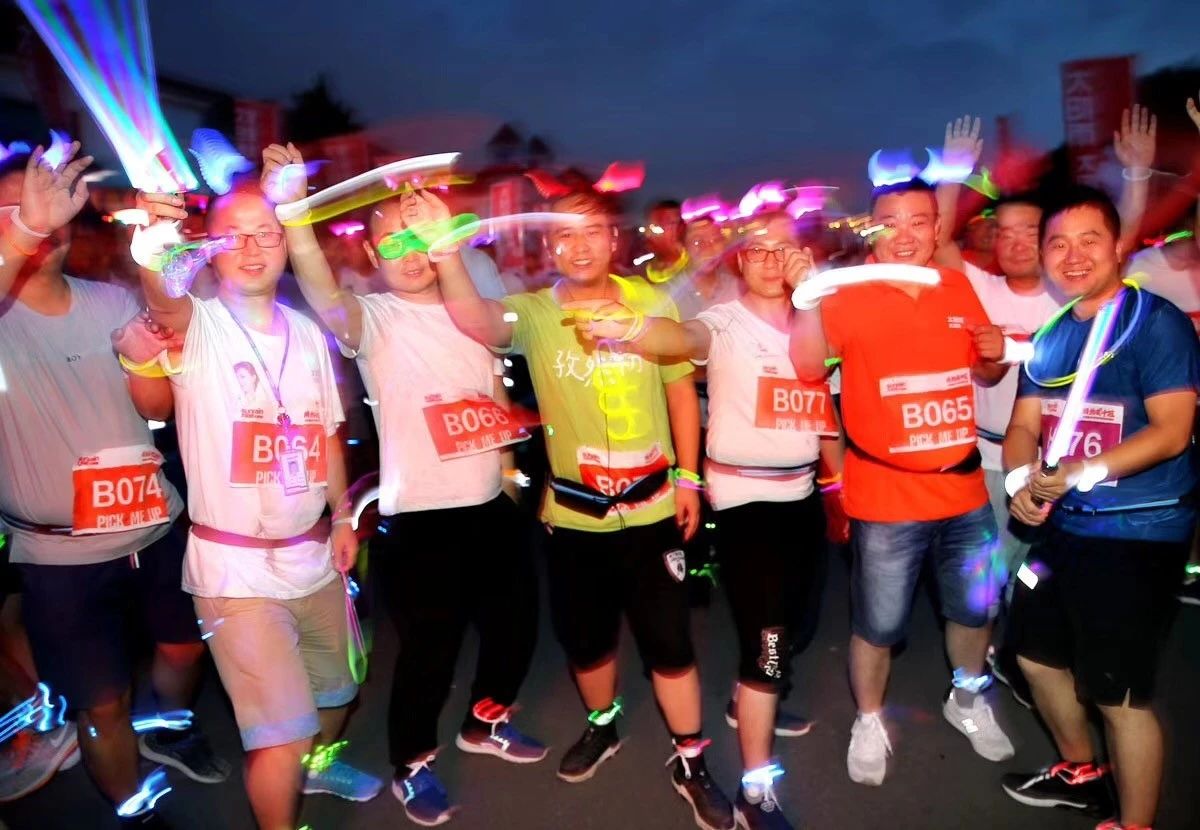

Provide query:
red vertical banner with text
left=1060, top=57, right=1133, bottom=188
left=320, top=134, right=370, bottom=187
left=234, top=100, right=282, bottom=160
left=489, top=178, right=523, bottom=270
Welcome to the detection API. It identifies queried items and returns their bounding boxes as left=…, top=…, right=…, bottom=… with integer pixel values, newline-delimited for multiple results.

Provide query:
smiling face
left=207, top=191, right=287, bottom=296
left=1041, top=204, right=1123, bottom=301
left=369, top=199, right=438, bottom=295
left=870, top=190, right=940, bottom=267
left=548, top=194, right=615, bottom=285
left=994, top=202, right=1042, bottom=279
left=737, top=214, right=797, bottom=299
left=685, top=218, right=726, bottom=267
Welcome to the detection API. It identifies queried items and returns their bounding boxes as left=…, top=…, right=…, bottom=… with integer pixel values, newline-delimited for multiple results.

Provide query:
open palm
left=19, top=141, right=93, bottom=235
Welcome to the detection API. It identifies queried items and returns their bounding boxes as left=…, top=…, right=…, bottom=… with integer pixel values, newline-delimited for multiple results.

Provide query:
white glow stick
left=791, top=263, right=941, bottom=310
left=274, top=153, right=461, bottom=222
left=428, top=211, right=585, bottom=250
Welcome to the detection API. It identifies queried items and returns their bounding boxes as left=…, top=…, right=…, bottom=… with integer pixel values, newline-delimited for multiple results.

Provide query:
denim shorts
left=851, top=502, right=1001, bottom=647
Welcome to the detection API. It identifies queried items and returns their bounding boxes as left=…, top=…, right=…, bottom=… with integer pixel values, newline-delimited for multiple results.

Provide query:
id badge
left=280, top=449, right=309, bottom=495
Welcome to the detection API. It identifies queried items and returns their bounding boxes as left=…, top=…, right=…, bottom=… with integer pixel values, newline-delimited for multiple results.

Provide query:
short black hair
left=1038, top=184, right=1120, bottom=245
left=649, top=199, right=681, bottom=215
left=993, top=191, right=1042, bottom=215
left=869, top=178, right=936, bottom=212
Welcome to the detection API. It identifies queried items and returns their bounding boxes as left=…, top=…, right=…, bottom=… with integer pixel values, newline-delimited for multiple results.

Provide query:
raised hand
left=943, top=114, right=983, bottom=172
left=261, top=142, right=307, bottom=205
left=136, top=191, right=187, bottom=224
left=111, top=310, right=183, bottom=363
left=1113, top=105, right=1156, bottom=170
left=18, top=141, right=94, bottom=236
left=561, top=299, right=640, bottom=342
left=782, top=246, right=815, bottom=290
left=1186, top=92, right=1200, bottom=134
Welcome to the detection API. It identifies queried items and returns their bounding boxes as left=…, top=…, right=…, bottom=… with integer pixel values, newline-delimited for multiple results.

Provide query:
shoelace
left=303, top=740, right=349, bottom=775
left=665, top=738, right=713, bottom=780
left=399, top=756, right=445, bottom=803
left=1021, top=761, right=1107, bottom=789
left=853, top=713, right=893, bottom=756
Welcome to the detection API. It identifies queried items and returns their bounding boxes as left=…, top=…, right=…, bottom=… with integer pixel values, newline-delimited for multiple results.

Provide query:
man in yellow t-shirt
left=436, top=189, right=732, bottom=830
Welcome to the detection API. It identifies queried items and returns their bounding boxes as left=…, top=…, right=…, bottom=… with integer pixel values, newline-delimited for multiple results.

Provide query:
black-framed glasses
left=215, top=231, right=283, bottom=250
left=744, top=246, right=789, bottom=264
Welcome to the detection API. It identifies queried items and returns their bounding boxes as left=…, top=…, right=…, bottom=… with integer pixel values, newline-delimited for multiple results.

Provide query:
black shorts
left=716, top=495, right=825, bottom=689
left=18, top=518, right=200, bottom=711
left=545, top=518, right=694, bottom=672
left=1008, top=525, right=1188, bottom=707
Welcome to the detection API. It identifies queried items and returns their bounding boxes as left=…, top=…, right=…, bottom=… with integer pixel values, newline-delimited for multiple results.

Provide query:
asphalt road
left=3, top=542, right=1198, bottom=830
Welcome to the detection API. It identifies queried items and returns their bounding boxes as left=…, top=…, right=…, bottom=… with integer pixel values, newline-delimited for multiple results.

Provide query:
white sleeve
left=336, top=295, right=371, bottom=360
left=315, top=334, right=346, bottom=435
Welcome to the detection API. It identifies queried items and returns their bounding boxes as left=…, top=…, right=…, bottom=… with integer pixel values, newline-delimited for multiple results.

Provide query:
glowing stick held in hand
left=274, top=153, right=461, bottom=225
left=426, top=211, right=585, bottom=251
left=790, top=264, right=941, bottom=311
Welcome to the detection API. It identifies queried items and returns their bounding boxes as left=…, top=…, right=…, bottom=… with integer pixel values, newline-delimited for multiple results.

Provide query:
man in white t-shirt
left=136, top=178, right=381, bottom=829
left=1124, top=214, right=1200, bottom=329
left=263, top=143, right=544, bottom=827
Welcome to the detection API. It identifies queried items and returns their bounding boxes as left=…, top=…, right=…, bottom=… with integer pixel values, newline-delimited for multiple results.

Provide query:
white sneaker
left=943, top=692, right=1015, bottom=761
left=846, top=712, right=891, bottom=786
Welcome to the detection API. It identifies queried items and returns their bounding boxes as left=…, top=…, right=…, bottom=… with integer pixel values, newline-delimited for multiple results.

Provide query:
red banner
left=489, top=179, right=523, bottom=269
left=234, top=100, right=281, bottom=159
left=1060, top=57, right=1133, bottom=187
left=320, top=134, right=371, bottom=187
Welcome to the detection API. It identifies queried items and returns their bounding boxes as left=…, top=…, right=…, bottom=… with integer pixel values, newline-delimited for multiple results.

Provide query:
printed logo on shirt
left=552, top=348, right=644, bottom=386
left=946, top=316, right=966, bottom=329
left=66, top=353, right=81, bottom=363
left=663, top=549, right=686, bottom=583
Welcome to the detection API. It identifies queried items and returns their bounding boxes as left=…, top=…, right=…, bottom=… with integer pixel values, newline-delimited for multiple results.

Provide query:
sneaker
left=846, top=712, right=891, bottom=786
left=724, top=701, right=813, bottom=738
left=455, top=702, right=548, bottom=764
left=943, top=692, right=1015, bottom=762
left=668, top=739, right=735, bottom=830
left=557, top=723, right=621, bottom=783
left=0, top=722, right=79, bottom=802
left=1178, top=575, right=1200, bottom=606
left=1001, top=761, right=1115, bottom=817
left=393, top=757, right=455, bottom=827
left=119, top=811, right=173, bottom=828
left=303, top=741, right=382, bottom=802
left=734, top=785, right=793, bottom=830
left=1095, top=821, right=1153, bottom=830
left=138, top=729, right=231, bottom=784
left=987, top=647, right=1034, bottom=710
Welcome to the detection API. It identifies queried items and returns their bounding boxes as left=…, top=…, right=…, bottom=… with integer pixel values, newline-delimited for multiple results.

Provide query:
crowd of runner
left=0, top=97, right=1198, bottom=830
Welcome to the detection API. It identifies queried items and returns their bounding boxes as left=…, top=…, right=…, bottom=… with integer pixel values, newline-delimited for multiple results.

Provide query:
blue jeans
left=851, top=502, right=1001, bottom=647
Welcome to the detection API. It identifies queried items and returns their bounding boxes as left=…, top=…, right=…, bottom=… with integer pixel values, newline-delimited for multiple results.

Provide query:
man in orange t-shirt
left=788, top=179, right=1015, bottom=787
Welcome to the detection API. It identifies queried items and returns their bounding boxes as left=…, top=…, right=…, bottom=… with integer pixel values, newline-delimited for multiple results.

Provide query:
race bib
left=1040, top=399, right=1123, bottom=486
left=230, top=420, right=327, bottom=488
left=754, top=377, right=837, bottom=435
left=576, top=444, right=670, bottom=512
left=879, top=368, right=976, bottom=454
left=422, top=395, right=529, bottom=460
left=72, top=445, right=169, bottom=535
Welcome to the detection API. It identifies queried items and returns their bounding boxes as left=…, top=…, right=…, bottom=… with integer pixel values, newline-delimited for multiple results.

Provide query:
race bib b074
left=72, top=445, right=169, bottom=535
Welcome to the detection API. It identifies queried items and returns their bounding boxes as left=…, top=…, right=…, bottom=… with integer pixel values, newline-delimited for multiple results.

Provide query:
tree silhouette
left=286, top=74, right=361, bottom=143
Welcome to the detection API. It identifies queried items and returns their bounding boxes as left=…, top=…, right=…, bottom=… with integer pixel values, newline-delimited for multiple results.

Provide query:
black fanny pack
left=549, top=467, right=671, bottom=519
left=846, top=435, right=982, bottom=476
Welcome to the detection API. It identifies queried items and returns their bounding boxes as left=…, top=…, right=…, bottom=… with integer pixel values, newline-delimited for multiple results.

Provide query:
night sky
left=150, top=0, right=1200, bottom=208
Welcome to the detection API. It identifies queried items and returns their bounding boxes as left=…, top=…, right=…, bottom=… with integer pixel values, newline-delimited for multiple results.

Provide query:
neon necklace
left=1023, top=279, right=1143, bottom=388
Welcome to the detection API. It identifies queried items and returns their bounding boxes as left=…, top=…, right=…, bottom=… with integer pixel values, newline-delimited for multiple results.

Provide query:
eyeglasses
left=744, top=246, right=791, bottom=264
left=214, top=231, right=283, bottom=250
left=376, top=229, right=430, bottom=260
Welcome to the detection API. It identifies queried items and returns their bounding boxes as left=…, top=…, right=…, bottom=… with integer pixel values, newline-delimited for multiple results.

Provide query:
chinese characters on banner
left=1060, top=57, right=1134, bottom=187
left=490, top=178, right=524, bottom=270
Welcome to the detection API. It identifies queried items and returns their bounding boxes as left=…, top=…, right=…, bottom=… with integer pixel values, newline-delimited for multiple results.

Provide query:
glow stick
left=116, top=768, right=171, bottom=817
left=343, top=573, right=367, bottom=684
left=43, top=130, right=73, bottom=168
left=427, top=211, right=584, bottom=251
left=275, top=153, right=461, bottom=225
left=111, top=208, right=149, bottom=226
left=867, top=149, right=922, bottom=187
left=350, top=486, right=380, bottom=532
left=189, top=129, right=252, bottom=195
left=791, top=264, right=941, bottom=310
left=131, top=710, right=193, bottom=733
left=681, top=193, right=726, bottom=222
left=161, top=237, right=230, bottom=298
left=918, top=147, right=973, bottom=185
left=16, top=0, right=196, bottom=191
left=0, top=683, right=60, bottom=743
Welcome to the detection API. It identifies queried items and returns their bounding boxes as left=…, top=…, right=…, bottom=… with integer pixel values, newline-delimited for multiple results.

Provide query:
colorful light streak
left=116, top=768, right=171, bottom=817
left=593, top=160, right=644, bottom=193
left=189, top=129, right=252, bottom=195
left=791, top=264, right=941, bottom=310
left=427, top=211, right=584, bottom=251
left=275, top=153, right=460, bottom=226
left=16, top=0, right=197, bottom=192
left=131, top=710, right=193, bottom=733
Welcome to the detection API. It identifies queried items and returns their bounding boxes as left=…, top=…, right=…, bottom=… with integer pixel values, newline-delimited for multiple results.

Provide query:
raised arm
left=134, top=191, right=193, bottom=334
left=262, top=143, right=363, bottom=349
left=405, top=191, right=513, bottom=348
left=933, top=115, right=983, bottom=272
left=1, top=142, right=93, bottom=297
left=1113, top=105, right=1156, bottom=253
left=562, top=299, right=712, bottom=362
left=1187, top=92, right=1200, bottom=233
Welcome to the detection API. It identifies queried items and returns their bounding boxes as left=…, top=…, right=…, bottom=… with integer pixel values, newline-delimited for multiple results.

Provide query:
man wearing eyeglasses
left=260, top=143, right=544, bottom=827
left=789, top=178, right=1014, bottom=787
left=0, top=145, right=227, bottom=824
left=135, top=176, right=382, bottom=829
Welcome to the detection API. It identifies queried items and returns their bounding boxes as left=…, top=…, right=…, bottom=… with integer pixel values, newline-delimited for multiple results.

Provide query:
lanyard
left=223, top=302, right=292, bottom=427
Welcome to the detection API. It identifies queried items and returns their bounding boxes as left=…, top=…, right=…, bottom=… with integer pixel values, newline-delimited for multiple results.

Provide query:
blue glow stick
left=116, top=768, right=172, bottom=817
left=131, top=710, right=193, bottom=734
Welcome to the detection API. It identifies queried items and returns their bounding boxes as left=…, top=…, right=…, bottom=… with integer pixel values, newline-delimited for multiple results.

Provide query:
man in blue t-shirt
left=999, top=185, right=1198, bottom=830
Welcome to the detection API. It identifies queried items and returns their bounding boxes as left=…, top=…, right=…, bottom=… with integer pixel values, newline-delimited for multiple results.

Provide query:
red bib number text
left=422, top=397, right=529, bottom=461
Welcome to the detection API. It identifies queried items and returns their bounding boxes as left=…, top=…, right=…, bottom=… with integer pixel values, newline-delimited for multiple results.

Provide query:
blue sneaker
left=455, top=700, right=548, bottom=764
left=393, top=758, right=455, bottom=827
left=302, top=741, right=382, bottom=802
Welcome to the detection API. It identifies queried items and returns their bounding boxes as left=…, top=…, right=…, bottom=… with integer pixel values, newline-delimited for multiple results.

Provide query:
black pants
left=716, top=496, right=825, bottom=690
left=545, top=518, right=695, bottom=672
left=376, top=495, right=538, bottom=767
